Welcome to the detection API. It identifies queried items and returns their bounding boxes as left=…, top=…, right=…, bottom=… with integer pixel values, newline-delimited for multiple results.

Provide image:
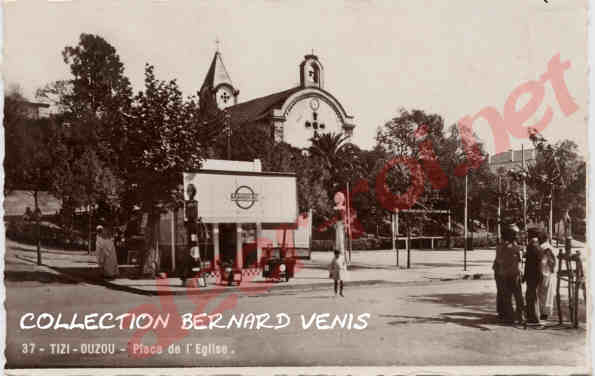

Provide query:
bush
left=451, top=235, right=497, bottom=249
left=311, top=234, right=498, bottom=252
left=311, top=239, right=334, bottom=252
left=5, top=219, right=87, bottom=250
left=313, top=237, right=391, bottom=251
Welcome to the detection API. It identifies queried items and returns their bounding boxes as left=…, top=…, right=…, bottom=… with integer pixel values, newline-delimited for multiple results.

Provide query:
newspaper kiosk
left=175, top=160, right=302, bottom=285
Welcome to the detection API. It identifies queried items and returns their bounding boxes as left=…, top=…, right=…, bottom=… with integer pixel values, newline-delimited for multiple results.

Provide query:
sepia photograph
left=1, top=0, right=590, bottom=374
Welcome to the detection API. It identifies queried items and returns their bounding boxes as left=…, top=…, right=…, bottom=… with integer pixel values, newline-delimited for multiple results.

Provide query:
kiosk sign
left=230, top=185, right=259, bottom=209
left=183, top=170, right=298, bottom=224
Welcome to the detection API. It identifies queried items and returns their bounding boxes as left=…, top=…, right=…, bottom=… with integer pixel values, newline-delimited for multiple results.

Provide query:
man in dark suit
left=496, top=224, right=525, bottom=325
left=524, top=227, right=544, bottom=325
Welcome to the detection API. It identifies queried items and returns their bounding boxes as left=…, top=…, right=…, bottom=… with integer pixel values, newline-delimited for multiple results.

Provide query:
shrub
left=5, top=219, right=87, bottom=250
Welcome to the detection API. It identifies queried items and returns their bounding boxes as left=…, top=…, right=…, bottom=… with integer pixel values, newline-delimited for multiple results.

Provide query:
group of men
left=493, top=224, right=557, bottom=326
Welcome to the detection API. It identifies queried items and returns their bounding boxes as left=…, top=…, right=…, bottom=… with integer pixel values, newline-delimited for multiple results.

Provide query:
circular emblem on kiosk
left=231, top=185, right=259, bottom=209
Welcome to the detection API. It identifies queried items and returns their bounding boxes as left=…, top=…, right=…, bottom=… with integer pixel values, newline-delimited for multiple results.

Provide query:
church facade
left=199, top=51, right=356, bottom=149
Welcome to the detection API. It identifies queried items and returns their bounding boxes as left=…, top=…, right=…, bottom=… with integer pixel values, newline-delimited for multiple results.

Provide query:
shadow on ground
left=378, top=312, right=504, bottom=331
left=379, top=291, right=588, bottom=332
left=49, top=265, right=179, bottom=296
left=9, top=244, right=87, bottom=255
left=4, top=270, right=80, bottom=284
left=302, top=263, right=398, bottom=271
left=303, top=261, right=490, bottom=271
left=412, top=292, right=496, bottom=314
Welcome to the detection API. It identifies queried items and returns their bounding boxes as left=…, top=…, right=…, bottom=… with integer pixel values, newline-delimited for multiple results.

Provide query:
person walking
left=537, top=231, right=557, bottom=320
left=95, top=225, right=120, bottom=279
left=495, top=224, right=525, bottom=325
left=329, top=250, right=348, bottom=297
left=524, top=228, right=543, bottom=325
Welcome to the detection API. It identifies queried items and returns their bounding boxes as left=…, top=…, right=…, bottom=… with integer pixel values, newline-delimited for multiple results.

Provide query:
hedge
left=312, top=235, right=497, bottom=251
left=5, top=220, right=87, bottom=250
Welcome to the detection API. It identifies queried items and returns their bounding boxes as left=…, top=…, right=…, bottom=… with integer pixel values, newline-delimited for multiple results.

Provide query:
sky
left=2, top=0, right=589, bottom=156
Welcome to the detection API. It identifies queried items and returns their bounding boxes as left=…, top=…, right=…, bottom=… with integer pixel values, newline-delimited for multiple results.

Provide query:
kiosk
left=158, top=160, right=309, bottom=280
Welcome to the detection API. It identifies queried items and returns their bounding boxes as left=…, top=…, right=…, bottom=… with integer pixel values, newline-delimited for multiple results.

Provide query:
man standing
left=493, top=244, right=505, bottom=320
left=524, top=228, right=543, bottom=325
left=495, top=224, right=525, bottom=325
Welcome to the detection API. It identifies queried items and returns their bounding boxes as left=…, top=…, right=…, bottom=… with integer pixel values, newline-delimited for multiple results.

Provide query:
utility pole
left=406, top=216, right=411, bottom=269
left=346, top=182, right=353, bottom=263
left=34, top=191, right=42, bottom=265
left=225, top=111, right=232, bottom=160
left=497, top=175, right=501, bottom=244
left=464, top=172, right=468, bottom=271
left=522, top=144, right=527, bottom=234
left=392, top=210, right=398, bottom=266
left=549, top=190, right=554, bottom=243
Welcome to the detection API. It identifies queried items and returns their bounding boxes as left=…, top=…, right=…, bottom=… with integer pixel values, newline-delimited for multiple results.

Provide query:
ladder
left=555, top=247, right=586, bottom=328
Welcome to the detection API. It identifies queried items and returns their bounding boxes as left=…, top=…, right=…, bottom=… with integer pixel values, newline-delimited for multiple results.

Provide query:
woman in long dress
left=537, top=232, right=556, bottom=320
left=95, top=225, right=120, bottom=279
left=334, top=214, right=345, bottom=253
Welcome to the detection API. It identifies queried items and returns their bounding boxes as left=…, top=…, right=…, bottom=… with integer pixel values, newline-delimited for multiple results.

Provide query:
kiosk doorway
left=219, top=223, right=237, bottom=265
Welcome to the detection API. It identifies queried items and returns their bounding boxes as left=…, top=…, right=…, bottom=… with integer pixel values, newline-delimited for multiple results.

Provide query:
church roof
left=228, top=86, right=302, bottom=125
left=200, top=51, right=235, bottom=92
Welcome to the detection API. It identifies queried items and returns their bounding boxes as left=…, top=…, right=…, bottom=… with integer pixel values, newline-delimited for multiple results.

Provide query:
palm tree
left=308, top=132, right=350, bottom=171
left=309, top=132, right=363, bottom=198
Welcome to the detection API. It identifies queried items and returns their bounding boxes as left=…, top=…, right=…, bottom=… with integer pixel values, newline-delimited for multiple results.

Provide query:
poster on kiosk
left=183, top=170, right=298, bottom=225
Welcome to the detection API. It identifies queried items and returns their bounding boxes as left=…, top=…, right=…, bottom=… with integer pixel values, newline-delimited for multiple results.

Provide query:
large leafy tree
left=209, top=117, right=274, bottom=161
left=524, top=130, right=585, bottom=238
left=122, top=64, right=212, bottom=234
left=263, top=142, right=330, bottom=219
left=4, top=87, right=59, bottom=264
left=375, top=109, right=496, bottom=236
left=50, top=124, right=121, bottom=251
left=38, top=33, right=133, bottom=178
left=36, top=34, right=134, bottom=250
left=308, top=132, right=364, bottom=197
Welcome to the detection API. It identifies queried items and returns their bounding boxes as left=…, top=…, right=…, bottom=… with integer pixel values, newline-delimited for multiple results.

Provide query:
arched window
left=309, top=63, right=320, bottom=83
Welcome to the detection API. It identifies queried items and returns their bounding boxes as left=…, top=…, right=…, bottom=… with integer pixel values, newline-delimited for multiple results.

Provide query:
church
left=199, top=50, right=356, bottom=148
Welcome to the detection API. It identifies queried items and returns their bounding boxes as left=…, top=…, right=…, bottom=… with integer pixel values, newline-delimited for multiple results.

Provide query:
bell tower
left=200, top=49, right=239, bottom=110
left=299, top=53, right=324, bottom=89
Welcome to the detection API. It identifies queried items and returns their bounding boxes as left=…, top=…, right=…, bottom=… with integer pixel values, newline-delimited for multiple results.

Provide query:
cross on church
left=220, top=91, right=230, bottom=103
left=304, top=111, right=325, bottom=137
left=215, top=37, right=220, bottom=52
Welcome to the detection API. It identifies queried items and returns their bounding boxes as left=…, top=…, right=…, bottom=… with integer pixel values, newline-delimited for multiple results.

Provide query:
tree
left=120, top=64, right=213, bottom=271
left=50, top=128, right=121, bottom=252
left=36, top=34, right=133, bottom=251
left=524, top=130, right=585, bottom=239
left=4, top=87, right=58, bottom=264
left=375, top=109, right=447, bottom=232
left=263, top=142, right=330, bottom=218
left=308, top=132, right=362, bottom=197
left=209, top=115, right=274, bottom=162
left=375, top=109, right=496, bottom=238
